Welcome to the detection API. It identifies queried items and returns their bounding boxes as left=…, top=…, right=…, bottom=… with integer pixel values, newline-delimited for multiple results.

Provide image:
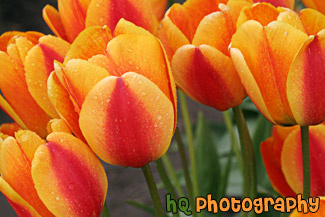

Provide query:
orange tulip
left=261, top=125, right=325, bottom=197
left=157, top=0, right=254, bottom=111
left=0, top=130, right=108, bottom=217
left=0, top=32, right=70, bottom=137
left=231, top=4, right=325, bottom=125
left=48, top=20, right=177, bottom=168
left=302, top=0, right=325, bottom=14
left=42, top=0, right=164, bottom=43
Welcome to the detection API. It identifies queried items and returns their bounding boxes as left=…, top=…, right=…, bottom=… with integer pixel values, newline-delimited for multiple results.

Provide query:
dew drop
left=157, top=114, right=162, bottom=120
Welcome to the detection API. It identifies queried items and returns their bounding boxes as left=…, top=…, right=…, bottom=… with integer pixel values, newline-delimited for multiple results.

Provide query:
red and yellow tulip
left=302, top=0, right=325, bottom=14
left=0, top=32, right=70, bottom=137
left=231, top=4, right=325, bottom=125
left=42, top=0, right=166, bottom=43
left=157, top=0, right=254, bottom=111
left=48, top=20, right=177, bottom=168
left=0, top=129, right=108, bottom=217
left=261, top=124, right=325, bottom=197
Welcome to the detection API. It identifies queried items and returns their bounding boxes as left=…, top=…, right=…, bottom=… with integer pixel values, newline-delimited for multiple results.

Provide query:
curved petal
left=0, top=123, right=21, bottom=137
left=62, top=59, right=110, bottom=108
left=47, top=72, right=85, bottom=140
left=231, top=20, right=308, bottom=125
left=64, top=26, right=112, bottom=64
left=113, top=19, right=152, bottom=37
left=287, top=31, right=325, bottom=126
left=277, top=10, right=306, bottom=33
left=172, top=44, right=246, bottom=111
left=85, top=0, right=158, bottom=33
left=302, top=0, right=325, bottom=15
left=47, top=119, right=72, bottom=134
left=253, top=0, right=295, bottom=9
left=42, top=5, right=67, bottom=40
left=300, top=8, right=325, bottom=36
left=0, top=177, right=42, bottom=217
left=31, top=132, right=108, bottom=217
left=79, top=72, right=174, bottom=167
left=0, top=31, right=43, bottom=52
left=25, top=35, right=70, bottom=118
left=0, top=133, right=53, bottom=217
left=281, top=125, right=325, bottom=196
left=0, top=51, right=50, bottom=137
left=150, top=0, right=167, bottom=20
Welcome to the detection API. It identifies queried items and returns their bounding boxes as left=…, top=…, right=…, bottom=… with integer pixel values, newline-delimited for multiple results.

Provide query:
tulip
left=0, top=130, right=108, bottom=217
left=0, top=32, right=70, bottom=138
left=42, top=0, right=163, bottom=43
left=261, top=124, right=325, bottom=197
left=302, top=0, right=325, bottom=14
left=157, top=0, right=253, bottom=111
left=230, top=4, right=325, bottom=125
left=48, top=20, right=177, bottom=168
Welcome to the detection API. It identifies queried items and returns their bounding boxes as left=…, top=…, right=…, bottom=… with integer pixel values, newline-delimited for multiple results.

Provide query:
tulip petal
left=0, top=51, right=50, bottom=137
left=42, top=5, right=67, bottom=40
left=0, top=177, right=42, bottom=217
left=31, top=132, right=108, bottom=217
left=79, top=72, right=174, bottom=167
left=282, top=125, right=325, bottom=196
left=113, top=19, right=152, bottom=37
left=0, top=31, right=43, bottom=52
left=261, top=137, right=296, bottom=196
left=105, top=34, right=174, bottom=102
left=47, top=72, right=85, bottom=140
left=0, top=123, right=21, bottom=137
left=85, top=0, right=158, bottom=33
left=231, top=20, right=308, bottom=124
left=0, top=133, right=53, bottom=217
left=300, top=9, right=325, bottom=36
left=302, top=0, right=325, bottom=15
left=172, top=44, right=245, bottom=111
left=253, top=0, right=295, bottom=9
left=47, top=119, right=72, bottom=134
left=64, top=26, right=112, bottom=63
left=25, top=35, right=70, bottom=118
left=63, top=59, right=110, bottom=108
left=150, top=0, right=167, bottom=20
left=0, top=95, right=27, bottom=130
left=277, top=10, right=306, bottom=33
left=287, top=31, right=325, bottom=126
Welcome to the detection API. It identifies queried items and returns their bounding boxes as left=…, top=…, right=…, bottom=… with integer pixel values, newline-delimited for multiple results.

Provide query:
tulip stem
left=232, top=106, right=257, bottom=217
left=102, top=201, right=110, bottom=217
left=301, top=126, right=310, bottom=198
left=179, top=91, right=199, bottom=205
left=155, top=158, right=180, bottom=217
left=223, top=110, right=243, bottom=174
left=175, top=127, right=196, bottom=217
left=142, top=164, right=165, bottom=217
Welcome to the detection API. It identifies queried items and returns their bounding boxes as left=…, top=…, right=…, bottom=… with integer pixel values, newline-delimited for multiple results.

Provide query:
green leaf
left=194, top=112, right=221, bottom=197
left=126, top=200, right=170, bottom=217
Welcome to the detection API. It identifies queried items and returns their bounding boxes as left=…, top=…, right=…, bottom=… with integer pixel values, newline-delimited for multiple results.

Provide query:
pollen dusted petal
left=0, top=135, right=53, bottom=217
left=47, top=72, right=85, bottom=140
left=0, top=177, right=42, bottom=217
left=0, top=52, right=50, bottom=137
left=172, top=44, right=246, bottom=111
left=231, top=20, right=308, bottom=124
left=287, top=31, right=325, bottom=126
left=79, top=72, right=174, bottom=167
left=64, top=26, right=112, bottom=63
left=85, top=0, right=158, bottom=34
left=300, top=9, right=325, bottom=36
left=105, top=34, right=174, bottom=102
left=31, top=132, right=108, bottom=217
left=42, top=5, right=67, bottom=40
left=63, top=59, right=110, bottom=107
left=281, top=125, right=325, bottom=196
left=25, top=35, right=70, bottom=118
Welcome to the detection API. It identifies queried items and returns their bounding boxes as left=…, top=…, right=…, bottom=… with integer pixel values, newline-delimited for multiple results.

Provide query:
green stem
left=142, top=164, right=164, bottom=217
left=175, top=127, right=197, bottom=217
left=161, top=155, right=185, bottom=197
left=102, top=200, right=110, bottom=217
left=232, top=106, right=257, bottom=217
left=155, top=159, right=180, bottom=217
left=179, top=91, right=199, bottom=199
left=223, top=110, right=243, bottom=174
left=301, top=126, right=310, bottom=198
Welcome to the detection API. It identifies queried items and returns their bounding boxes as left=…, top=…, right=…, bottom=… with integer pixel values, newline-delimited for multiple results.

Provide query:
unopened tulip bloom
left=231, top=4, right=325, bottom=125
left=48, top=20, right=177, bottom=168
left=0, top=32, right=70, bottom=137
left=157, top=0, right=254, bottom=111
left=43, top=0, right=164, bottom=43
left=0, top=130, right=108, bottom=217
left=261, top=125, right=325, bottom=196
left=302, top=0, right=325, bottom=14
